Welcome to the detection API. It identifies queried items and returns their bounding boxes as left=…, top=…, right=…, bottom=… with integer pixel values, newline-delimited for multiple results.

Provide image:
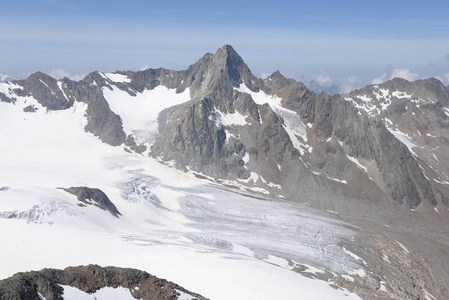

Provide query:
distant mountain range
left=1, top=45, right=448, bottom=299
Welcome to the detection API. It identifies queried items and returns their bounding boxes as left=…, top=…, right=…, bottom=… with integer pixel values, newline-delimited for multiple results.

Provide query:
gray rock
left=346, top=77, right=449, bottom=208
left=62, top=187, right=121, bottom=217
left=0, top=264, right=208, bottom=300
left=14, top=72, right=74, bottom=110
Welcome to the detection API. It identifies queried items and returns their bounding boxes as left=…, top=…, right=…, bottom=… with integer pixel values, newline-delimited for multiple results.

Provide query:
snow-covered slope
left=0, top=80, right=363, bottom=299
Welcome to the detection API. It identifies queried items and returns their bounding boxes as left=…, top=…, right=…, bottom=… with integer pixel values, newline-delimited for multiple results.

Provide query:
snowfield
left=0, top=82, right=363, bottom=299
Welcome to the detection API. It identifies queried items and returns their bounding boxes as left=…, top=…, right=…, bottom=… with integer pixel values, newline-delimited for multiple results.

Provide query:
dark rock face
left=0, top=72, right=130, bottom=147
left=346, top=77, right=449, bottom=208
left=13, top=72, right=74, bottom=110
left=23, top=105, right=37, bottom=113
left=149, top=45, right=445, bottom=214
left=0, top=265, right=208, bottom=300
left=62, top=187, right=121, bottom=217
left=62, top=75, right=128, bottom=147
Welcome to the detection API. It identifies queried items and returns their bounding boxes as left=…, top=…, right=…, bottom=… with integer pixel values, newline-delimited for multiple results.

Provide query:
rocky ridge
left=0, top=264, right=207, bottom=300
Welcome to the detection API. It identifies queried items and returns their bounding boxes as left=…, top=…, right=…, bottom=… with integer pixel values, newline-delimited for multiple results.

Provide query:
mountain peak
left=215, top=44, right=240, bottom=58
left=213, top=45, right=246, bottom=70
left=208, top=45, right=255, bottom=86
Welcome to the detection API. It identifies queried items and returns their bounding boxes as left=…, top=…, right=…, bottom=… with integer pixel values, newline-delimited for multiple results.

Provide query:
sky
left=1, top=0, right=449, bottom=92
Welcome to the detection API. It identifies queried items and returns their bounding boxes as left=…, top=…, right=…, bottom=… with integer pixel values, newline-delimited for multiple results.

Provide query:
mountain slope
left=146, top=46, right=447, bottom=218
left=0, top=45, right=449, bottom=299
left=346, top=78, right=449, bottom=211
left=1, top=45, right=448, bottom=226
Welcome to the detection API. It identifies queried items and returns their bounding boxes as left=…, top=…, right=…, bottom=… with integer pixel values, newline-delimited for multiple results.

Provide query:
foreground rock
left=0, top=264, right=208, bottom=300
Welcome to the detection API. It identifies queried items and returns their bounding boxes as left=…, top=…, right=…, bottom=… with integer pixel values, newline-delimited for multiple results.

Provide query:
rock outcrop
left=0, top=264, right=207, bottom=300
left=62, top=187, right=121, bottom=217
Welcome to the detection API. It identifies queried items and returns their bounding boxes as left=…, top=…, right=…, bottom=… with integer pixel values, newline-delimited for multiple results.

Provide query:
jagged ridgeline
left=1, top=45, right=449, bottom=220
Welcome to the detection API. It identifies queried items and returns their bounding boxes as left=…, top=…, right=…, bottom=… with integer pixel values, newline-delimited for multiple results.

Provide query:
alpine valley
left=1, top=45, right=448, bottom=300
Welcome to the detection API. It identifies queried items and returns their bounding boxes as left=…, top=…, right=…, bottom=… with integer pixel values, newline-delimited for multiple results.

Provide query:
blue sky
left=1, top=0, right=449, bottom=92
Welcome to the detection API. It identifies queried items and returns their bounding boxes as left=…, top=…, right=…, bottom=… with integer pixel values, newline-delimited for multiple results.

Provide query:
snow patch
left=444, top=107, right=449, bottom=117
left=60, top=285, right=137, bottom=300
left=214, top=108, right=248, bottom=127
left=263, top=255, right=290, bottom=268
left=101, top=72, right=131, bottom=83
left=57, top=81, right=69, bottom=101
left=39, top=79, right=54, bottom=94
left=348, top=268, right=366, bottom=277
left=396, top=241, right=409, bottom=253
left=328, top=177, right=347, bottom=184
left=242, top=153, right=249, bottom=169
left=355, top=94, right=372, bottom=102
left=237, top=172, right=259, bottom=184
left=423, top=289, right=437, bottom=300
left=176, top=289, right=196, bottom=300
left=102, top=85, right=191, bottom=144
left=346, top=156, right=367, bottom=172
left=342, top=247, right=366, bottom=265
left=249, top=187, right=270, bottom=194
left=235, top=84, right=309, bottom=153
left=373, top=88, right=392, bottom=111
left=433, top=178, right=449, bottom=185
left=300, top=263, right=325, bottom=274
left=267, top=182, right=282, bottom=189
left=389, top=129, right=418, bottom=156
left=392, top=90, right=412, bottom=99
left=224, top=130, right=237, bottom=143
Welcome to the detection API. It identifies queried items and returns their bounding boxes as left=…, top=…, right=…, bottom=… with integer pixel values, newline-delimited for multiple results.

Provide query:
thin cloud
left=339, top=76, right=360, bottom=93
left=49, top=69, right=86, bottom=81
left=139, top=65, right=151, bottom=71
left=435, top=73, right=449, bottom=85
left=372, top=68, right=419, bottom=84
left=311, top=73, right=333, bottom=88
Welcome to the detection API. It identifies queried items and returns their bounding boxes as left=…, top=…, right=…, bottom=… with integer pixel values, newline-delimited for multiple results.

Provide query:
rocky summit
left=1, top=45, right=449, bottom=299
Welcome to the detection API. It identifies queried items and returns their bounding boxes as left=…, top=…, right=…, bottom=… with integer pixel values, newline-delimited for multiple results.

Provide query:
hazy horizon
left=1, top=0, right=448, bottom=92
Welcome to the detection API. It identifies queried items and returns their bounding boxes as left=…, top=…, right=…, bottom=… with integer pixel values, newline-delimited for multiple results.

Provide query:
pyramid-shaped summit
left=197, top=45, right=257, bottom=90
